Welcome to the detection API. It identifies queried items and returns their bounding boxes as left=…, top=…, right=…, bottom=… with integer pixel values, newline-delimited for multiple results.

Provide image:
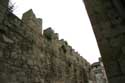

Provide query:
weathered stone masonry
left=0, top=1, right=93, bottom=83
left=83, top=0, right=125, bottom=83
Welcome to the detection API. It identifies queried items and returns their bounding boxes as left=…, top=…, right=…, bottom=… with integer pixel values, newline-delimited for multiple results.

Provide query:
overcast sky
left=11, top=0, right=101, bottom=63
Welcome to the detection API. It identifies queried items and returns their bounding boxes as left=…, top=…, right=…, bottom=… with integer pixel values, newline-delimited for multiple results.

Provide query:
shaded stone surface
left=83, top=0, right=125, bottom=82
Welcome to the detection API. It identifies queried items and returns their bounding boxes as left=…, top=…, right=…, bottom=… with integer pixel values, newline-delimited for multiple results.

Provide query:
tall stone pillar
left=83, top=0, right=125, bottom=83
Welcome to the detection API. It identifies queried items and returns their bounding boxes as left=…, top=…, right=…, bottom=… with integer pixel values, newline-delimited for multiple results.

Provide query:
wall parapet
left=0, top=1, right=95, bottom=83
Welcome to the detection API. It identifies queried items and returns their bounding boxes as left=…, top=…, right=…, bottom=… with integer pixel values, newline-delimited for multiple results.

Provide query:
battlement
left=0, top=1, right=94, bottom=83
left=22, top=9, right=42, bottom=34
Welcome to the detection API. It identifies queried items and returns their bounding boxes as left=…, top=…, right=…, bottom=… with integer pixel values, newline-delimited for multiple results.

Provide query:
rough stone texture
left=83, top=0, right=125, bottom=82
left=0, top=1, right=95, bottom=83
left=91, top=58, right=108, bottom=83
left=0, top=0, right=9, bottom=23
left=22, top=9, right=42, bottom=34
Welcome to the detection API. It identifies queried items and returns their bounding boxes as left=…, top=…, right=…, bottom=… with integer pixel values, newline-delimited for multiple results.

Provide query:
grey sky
left=11, top=0, right=101, bottom=63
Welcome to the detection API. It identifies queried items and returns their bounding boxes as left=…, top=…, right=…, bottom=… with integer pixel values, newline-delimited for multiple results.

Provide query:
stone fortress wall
left=0, top=0, right=95, bottom=83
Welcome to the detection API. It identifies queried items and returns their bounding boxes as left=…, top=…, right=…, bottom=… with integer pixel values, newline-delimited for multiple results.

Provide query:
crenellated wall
left=0, top=1, right=94, bottom=83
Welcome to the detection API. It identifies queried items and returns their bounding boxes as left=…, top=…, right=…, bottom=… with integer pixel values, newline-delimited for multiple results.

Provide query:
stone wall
left=83, top=0, right=125, bottom=83
left=91, top=58, right=108, bottom=83
left=0, top=0, right=9, bottom=23
left=0, top=1, right=93, bottom=83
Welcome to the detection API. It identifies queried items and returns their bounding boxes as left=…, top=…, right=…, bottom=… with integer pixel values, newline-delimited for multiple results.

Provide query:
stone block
left=2, top=34, right=14, bottom=43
